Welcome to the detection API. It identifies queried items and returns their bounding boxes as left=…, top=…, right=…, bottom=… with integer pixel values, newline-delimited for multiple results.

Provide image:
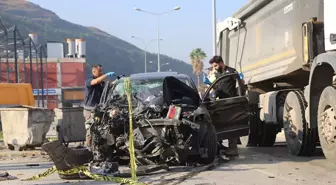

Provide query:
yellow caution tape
left=124, top=77, right=138, bottom=181
left=22, top=165, right=146, bottom=185
left=22, top=166, right=57, bottom=181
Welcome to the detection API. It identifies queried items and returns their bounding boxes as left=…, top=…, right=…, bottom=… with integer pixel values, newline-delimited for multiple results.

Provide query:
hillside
left=0, top=0, right=196, bottom=80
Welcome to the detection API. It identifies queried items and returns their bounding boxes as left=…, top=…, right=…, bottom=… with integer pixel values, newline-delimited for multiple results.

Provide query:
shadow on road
left=209, top=140, right=336, bottom=173
left=30, top=182, right=110, bottom=185
left=240, top=142, right=326, bottom=162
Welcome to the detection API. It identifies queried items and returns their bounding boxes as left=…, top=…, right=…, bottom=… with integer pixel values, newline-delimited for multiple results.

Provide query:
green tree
left=189, top=48, right=207, bottom=90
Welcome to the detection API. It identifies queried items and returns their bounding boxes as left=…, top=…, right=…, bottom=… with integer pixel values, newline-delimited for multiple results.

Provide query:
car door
left=201, top=73, right=249, bottom=140
left=99, top=80, right=117, bottom=104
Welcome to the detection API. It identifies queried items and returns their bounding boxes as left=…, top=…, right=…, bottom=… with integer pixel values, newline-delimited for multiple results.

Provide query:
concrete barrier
left=0, top=83, right=35, bottom=132
left=0, top=106, right=54, bottom=150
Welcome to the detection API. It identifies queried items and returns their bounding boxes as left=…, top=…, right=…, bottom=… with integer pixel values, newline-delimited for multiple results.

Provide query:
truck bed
left=219, top=0, right=323, bottom=87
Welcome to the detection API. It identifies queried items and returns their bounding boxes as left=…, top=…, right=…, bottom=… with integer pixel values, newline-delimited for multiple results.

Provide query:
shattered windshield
left=111, top=78, right=190, bottom=103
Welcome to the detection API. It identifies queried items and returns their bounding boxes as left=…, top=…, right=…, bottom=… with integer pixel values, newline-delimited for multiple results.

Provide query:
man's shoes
left=224, top=138, right=239, bottom=157
left=222, top=147, right=238, bottom=157
left=218, top=143, right=228, bottom=150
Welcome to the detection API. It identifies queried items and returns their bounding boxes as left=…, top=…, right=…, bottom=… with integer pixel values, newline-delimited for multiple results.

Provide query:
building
left=0, top=34, right=88, bottom=109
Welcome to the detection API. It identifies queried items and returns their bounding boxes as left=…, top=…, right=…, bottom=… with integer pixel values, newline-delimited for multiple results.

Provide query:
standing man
left=203, top=56, right=244, bottom=156
left=83, top=64, right=115, bottom=148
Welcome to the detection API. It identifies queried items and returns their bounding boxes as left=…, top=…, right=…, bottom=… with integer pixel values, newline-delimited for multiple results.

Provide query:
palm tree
left=189, top=48, right=207, bottom=90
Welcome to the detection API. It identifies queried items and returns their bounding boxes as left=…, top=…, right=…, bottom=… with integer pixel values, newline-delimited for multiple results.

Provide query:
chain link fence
left=0, top=17, right=48, bottom=108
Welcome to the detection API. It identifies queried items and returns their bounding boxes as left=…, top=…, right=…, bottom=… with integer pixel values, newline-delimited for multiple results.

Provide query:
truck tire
left=258, top=123, right=278, bottom=147
left=240, top=104, right=259, bottom=147
left=283, top=91, right=317, bottom=156
left=318, top=86, right=336, bottom=161
left=198, top=123, right=218, bottom=164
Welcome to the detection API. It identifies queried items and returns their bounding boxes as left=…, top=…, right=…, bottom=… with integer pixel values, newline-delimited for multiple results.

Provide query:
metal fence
left=0, top=17, right=47, bottom=108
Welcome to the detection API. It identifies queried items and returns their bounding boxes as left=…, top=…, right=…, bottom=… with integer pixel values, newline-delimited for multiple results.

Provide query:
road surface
left=0, top=133, right=335, bottom=185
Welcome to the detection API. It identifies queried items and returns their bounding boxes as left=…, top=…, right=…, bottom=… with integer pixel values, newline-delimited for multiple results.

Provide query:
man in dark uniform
left=203, top=56, right=244, bottom=156
left=83, top=64, right=115, bottom=147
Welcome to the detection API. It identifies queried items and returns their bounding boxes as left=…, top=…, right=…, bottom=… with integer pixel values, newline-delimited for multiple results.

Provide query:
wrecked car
left=87, top=72, right=249, bottom=167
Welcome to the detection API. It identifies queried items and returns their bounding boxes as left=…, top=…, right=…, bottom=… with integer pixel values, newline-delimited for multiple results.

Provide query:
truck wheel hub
left=320, top=107, right=336, bottom=144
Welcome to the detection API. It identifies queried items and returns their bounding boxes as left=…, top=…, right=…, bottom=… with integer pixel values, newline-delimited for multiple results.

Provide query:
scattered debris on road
left=0, top=172, right=17, bottom=181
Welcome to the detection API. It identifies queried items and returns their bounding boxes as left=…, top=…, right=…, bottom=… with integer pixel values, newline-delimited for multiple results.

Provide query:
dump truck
left=216, top=0, right=336, bottom=161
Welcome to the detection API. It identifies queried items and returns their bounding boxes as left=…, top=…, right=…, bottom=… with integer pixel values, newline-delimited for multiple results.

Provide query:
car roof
left=124, top=72, right=191, bottom=81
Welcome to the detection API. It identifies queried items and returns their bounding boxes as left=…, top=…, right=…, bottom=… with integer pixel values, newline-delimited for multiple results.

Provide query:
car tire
left=198, top=122, right=218, bottom=164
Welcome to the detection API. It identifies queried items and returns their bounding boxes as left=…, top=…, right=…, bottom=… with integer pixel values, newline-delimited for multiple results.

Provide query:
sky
left=28, top=0, right=247, bottom=68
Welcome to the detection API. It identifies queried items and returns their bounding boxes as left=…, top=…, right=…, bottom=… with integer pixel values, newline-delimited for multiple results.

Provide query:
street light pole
left=130, top=36, right=146, bottom=72
left=134, top=6, right=180, bottom=72
left=131, top=36, right=162, bottom=73
left=160, top=62, right=169, bottom=69
left=149, top=61, right=169, bottom=72
left=145, top=47, right=147, bottom=73
left=212, top=0, right=217, bottom=56
left=157, top=15, right=161, bottom=72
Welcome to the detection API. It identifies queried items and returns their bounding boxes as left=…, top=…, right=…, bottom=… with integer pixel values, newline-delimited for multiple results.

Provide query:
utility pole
left=134, top=6, right=180, bottom=72
left=13, top=26, right=19, bottom=83
left=157, top=15, right=161, bottom=72
left=212, top=0, right=217, bottom=56
left=131, top=36, right=161, bottom=73
left=39, top=46, right=44, bottom=108
left=29, top=38, right=33, bottom=85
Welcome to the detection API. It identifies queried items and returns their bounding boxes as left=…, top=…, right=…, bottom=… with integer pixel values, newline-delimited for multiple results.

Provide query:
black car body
left=103, top=72, right=250, bottom=141
left=89, top=72, right=249, bottom=166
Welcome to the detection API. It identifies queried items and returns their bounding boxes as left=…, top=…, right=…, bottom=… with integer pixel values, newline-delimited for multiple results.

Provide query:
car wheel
left=198, top=122, right=217, bottom=164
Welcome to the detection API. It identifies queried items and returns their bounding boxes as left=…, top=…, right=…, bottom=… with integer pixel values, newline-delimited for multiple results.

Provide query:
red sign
left=168, top=106, right=176, bottom=119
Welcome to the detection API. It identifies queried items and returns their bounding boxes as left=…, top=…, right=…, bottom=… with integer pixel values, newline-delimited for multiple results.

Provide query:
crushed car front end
left=40, top=74, right=218, bottom=180
left=87, top=75, right=217, bottom=167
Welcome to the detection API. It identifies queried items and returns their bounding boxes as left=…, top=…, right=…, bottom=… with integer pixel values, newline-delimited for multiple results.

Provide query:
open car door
left=163, top=76, right=200, bottom=107
left=99, top=80, right=116, bottom=104
left=100, top=75, right=125, bottom=104
left=201, top=73, right=249, bottom=140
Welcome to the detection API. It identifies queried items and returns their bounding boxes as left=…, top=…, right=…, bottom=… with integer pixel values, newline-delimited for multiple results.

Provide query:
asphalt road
left=0, top=133, right=335, bottom=185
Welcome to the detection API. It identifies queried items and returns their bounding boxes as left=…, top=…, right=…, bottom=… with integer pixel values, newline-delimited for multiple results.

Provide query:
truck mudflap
left=259, top=90, right=294, bottom=125
left=307, top=52, right=336, bottom=129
